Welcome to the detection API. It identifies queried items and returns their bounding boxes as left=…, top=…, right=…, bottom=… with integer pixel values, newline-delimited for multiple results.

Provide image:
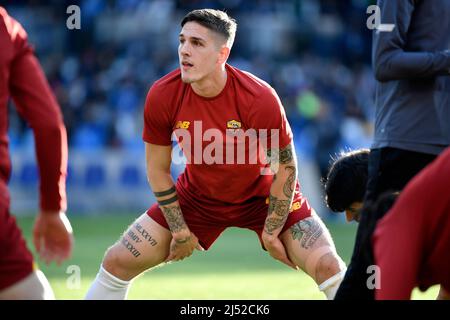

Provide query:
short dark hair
left=323, top=149, right=370, bottom=212
left=181, top=9, right=237, bottom=47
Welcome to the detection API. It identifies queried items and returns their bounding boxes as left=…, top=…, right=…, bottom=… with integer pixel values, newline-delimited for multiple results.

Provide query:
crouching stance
left=85, top=8, right=345, bottom=300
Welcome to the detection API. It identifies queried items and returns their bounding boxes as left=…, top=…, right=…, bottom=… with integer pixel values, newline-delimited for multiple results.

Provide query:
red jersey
left=143, top=64, right=293, bottom=204
left=0, top=7, right=67, bottom=211
left=373, top=147, right=450, bottom=299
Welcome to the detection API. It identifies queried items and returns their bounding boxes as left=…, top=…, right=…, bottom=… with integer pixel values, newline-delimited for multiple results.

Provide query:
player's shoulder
left=0, top=7, right=11, bottom=36
left=0, top=6, right=8, bottom=20
left=227, top=64, right=276, bottom=99
left=149, top=68, right=183, bottom=96
left=0, top=7, right=28, bottom=46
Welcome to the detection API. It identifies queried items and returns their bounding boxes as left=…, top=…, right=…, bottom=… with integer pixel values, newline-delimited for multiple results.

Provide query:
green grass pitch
left=16, top=214, right=439, bottom=300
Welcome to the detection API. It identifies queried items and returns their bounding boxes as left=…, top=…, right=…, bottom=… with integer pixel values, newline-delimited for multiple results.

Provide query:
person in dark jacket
left=335, top=0, right=450, bottom=300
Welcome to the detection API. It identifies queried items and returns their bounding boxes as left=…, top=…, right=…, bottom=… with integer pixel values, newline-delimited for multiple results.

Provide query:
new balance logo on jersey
left=266, top=197, right=302, bottom=212
left=176, top=121, right=191, bottom=129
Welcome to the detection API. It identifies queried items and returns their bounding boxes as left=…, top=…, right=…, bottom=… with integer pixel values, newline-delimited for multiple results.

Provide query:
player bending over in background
left=324, top=148, right=449, bottom=300
left=323, top=149, right=369, bottom=223
left=373, top=148, right=450, bottom=299
left=336, top=0, right=450, bottom=300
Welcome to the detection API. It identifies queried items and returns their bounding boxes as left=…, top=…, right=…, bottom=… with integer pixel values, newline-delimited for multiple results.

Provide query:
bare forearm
left=148, top=172, right=189, bottom=237
left=264, top=145, right=297, bottom=235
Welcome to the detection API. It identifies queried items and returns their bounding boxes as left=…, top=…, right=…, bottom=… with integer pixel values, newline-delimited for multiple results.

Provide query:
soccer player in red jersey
left=86, top=9, right=346, bottom=300
left=373, top=147, right=450, bottom=300
left=0, top=7, right=73, bottom=299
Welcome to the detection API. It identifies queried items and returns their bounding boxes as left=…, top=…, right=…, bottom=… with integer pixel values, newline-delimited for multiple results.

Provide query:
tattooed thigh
left=281, top=213, right=344, bottom=282
left=289, top=217, right=325, bottom=250
left=117, top=213, right=172, bottom=268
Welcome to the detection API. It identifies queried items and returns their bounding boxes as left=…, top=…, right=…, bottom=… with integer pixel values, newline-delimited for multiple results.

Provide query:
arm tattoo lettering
left=290, top=218, right=323, bottom=249
left=160, top=205, right=188, bottom=233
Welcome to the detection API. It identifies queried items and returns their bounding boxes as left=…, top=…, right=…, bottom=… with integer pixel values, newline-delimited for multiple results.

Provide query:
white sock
left=319, top=269, right=346, bottom=300
left=0, top=270, right=55, bottom=300
left=85, top=265, right=131, bottom=300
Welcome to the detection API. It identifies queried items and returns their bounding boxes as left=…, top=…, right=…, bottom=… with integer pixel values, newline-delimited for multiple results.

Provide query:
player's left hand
left=262, top=231, right=298, bottom=270
left=165, top=232, right=204, bottom=263
left=33, top=211, right=74, bottom=265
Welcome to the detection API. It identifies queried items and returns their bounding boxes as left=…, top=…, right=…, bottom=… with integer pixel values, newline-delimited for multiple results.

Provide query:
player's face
left=345, top=202, right=363, bottom=223
left=178, top=22, right=224, bottom=83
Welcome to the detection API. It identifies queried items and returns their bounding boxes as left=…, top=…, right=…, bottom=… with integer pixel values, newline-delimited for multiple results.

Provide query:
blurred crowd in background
left=5, top=0, right=375, bottom=174
left=4, top=0, right=376, bottom=214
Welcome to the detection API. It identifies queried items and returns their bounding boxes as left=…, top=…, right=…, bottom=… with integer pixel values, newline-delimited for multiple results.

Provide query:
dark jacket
left=372, top=0, right=450, bottom=154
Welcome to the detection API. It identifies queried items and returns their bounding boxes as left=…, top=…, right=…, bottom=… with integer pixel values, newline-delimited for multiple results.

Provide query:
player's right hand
left=33, top=210, right=74, bottom=265
left=165, top=232, right=204, bottom=262
left=262, top=231, right=298, bottom=270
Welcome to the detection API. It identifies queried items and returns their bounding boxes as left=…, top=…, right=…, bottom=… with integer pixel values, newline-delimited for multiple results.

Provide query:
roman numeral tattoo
left=121, top=238, right=141, bottom=258
left=133, top=223, right=158, bottom=246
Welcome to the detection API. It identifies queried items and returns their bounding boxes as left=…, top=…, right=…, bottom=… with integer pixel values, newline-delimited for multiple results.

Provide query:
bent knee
left=0, top=270, right=54, bottom=300
left=302, top=244, right=345, bottom=284
left=315, top=252, right=345, bottom=284
left=102, top=245, right=140, bottom=281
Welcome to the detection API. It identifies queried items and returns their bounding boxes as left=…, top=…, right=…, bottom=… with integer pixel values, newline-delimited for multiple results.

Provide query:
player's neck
left=191, top=67, right=227, bottom=98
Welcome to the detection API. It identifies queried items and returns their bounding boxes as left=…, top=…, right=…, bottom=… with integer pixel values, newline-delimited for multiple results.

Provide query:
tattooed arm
left=145, top=142, right=203, bottom=261
left=265, top=143, right=298, bottom=235
left=263, top=142, right=298, bottom=269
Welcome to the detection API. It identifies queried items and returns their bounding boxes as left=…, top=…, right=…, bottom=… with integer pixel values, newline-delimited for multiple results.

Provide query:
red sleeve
left=248, top=87, right=293, bottom=150
left=8, top=16, right=67, bottom=212
left=142, top=84, right=173, bottom=146
left=1, top=7, right=30, bottom=57
left=373, top=196, right=424, bottom=299
left=373, top=147, right=450, bottom=299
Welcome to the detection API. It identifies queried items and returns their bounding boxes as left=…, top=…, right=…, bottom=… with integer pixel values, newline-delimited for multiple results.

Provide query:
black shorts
left=365, top=147, right=437, bottom=202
